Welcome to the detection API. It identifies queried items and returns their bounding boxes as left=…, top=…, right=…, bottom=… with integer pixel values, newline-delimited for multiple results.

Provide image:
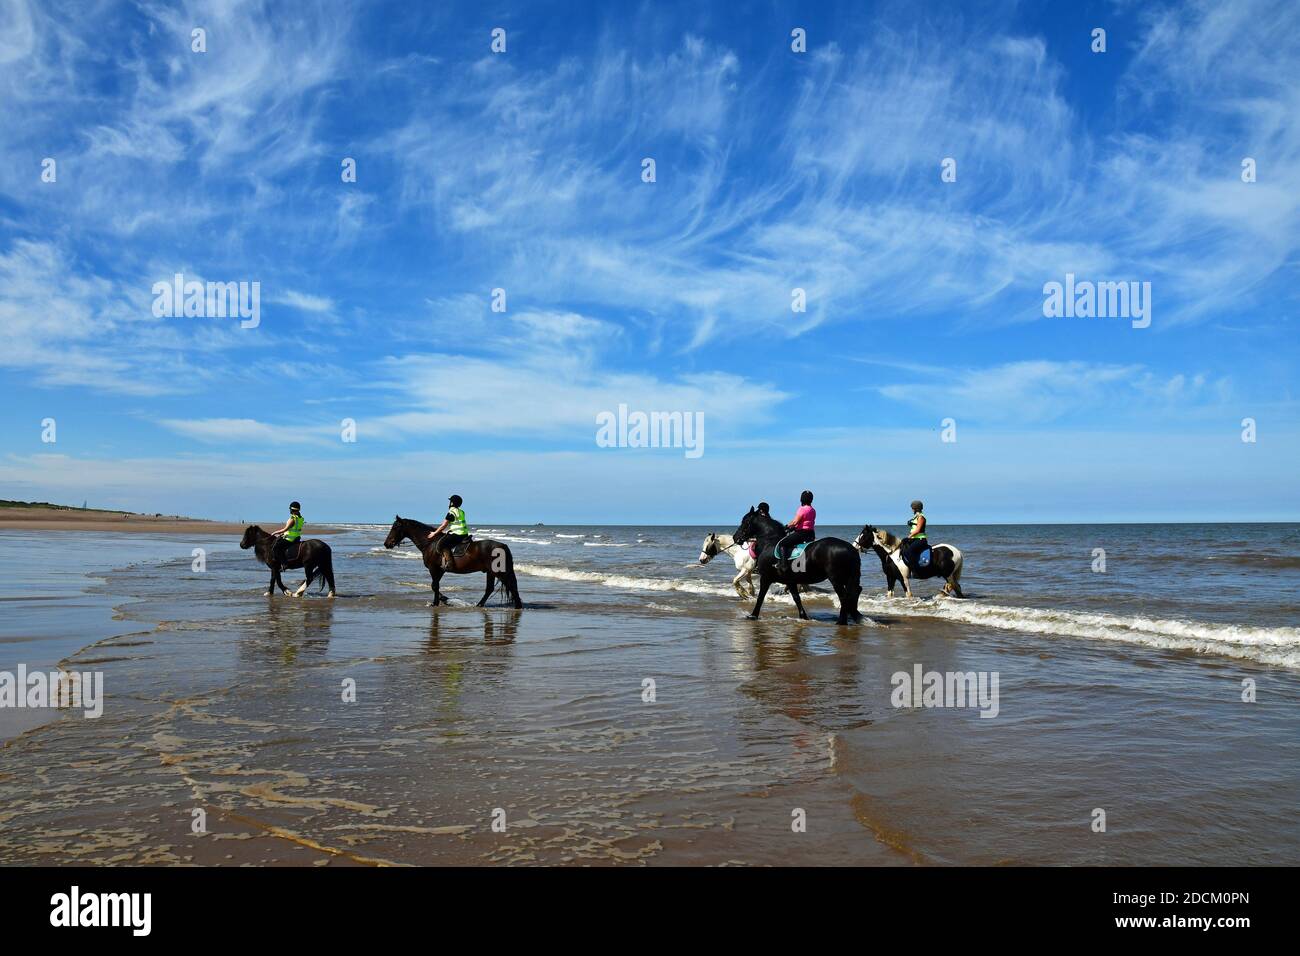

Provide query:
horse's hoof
left=327, top=592, right=336, bottom=599
left=262, top=592, right=272, bottom=597
left=745, top=613, right=759, bottom=620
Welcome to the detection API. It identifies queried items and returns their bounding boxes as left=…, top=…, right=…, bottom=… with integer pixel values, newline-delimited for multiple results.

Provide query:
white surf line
left=515, top=563, right=832, bottom=605
left=859, top=595, right=1300, bottom=669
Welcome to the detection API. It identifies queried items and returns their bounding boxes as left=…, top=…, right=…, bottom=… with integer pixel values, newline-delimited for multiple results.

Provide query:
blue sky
left=1, top=0, right=1297, bottom=524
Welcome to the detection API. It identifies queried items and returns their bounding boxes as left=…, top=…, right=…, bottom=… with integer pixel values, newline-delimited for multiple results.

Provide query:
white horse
left=699, top=532, right=758, bottom=597
left=853, top=525, right=964, bottom=600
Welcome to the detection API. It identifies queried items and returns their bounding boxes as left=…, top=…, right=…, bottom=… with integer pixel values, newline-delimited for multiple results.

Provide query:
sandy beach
left=0, top=507, right=340, bottom=536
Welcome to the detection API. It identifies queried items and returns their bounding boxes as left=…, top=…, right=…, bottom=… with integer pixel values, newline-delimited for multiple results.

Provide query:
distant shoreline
left=0, top=506, right=341, bottom=536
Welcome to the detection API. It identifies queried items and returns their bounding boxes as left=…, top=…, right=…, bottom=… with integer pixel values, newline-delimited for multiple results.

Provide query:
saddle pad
left=775, top=541, right=810, bottom=561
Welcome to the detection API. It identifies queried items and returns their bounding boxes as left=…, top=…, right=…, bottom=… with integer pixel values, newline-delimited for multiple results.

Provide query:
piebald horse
left=853, top=525, right=964, bottom=599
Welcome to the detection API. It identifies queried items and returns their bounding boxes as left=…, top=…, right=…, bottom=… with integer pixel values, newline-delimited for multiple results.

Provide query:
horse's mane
left=746, top=510, right=786, bottom=540
left=876, top=528, right=902, bottom=549
left=393, top=515, right=440, bottom=546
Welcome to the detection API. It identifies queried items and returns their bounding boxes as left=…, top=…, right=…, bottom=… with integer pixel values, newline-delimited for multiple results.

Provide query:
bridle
left=857, top=529, right=899, bottom=556
left=703, top=535, right=741, bottom=560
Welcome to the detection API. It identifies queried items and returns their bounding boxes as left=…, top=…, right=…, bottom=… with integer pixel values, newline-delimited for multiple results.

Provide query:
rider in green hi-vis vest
left=903, top=499, right=927, bottom=566
left=428, top=494, right=471, bottom=568
left=272, top=501, right=305, bottom=563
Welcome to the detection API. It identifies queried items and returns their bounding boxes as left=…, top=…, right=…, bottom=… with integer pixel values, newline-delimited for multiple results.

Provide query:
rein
left=704, top=537, right=742, bottom=558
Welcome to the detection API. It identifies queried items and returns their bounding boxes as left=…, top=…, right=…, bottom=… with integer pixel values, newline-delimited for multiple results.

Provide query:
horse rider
left=271, top=501, right=305, bottom=563
left=776, top=490, right=816, bottom=576
left=427, top=494, right=471, bottom=569
left=903, top=499, right=928, bottom=567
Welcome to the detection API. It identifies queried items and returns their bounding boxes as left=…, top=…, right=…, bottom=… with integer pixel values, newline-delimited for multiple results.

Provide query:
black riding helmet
left=911, top=500, right=924, bottom=512
left=448, top=494, right=463, bottom=507
left=800, top=490, right=813, bottom=506
left=289, top=501, right=301, bottom=512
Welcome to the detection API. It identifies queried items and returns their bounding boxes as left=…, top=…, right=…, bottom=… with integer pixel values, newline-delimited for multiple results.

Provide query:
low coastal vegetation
left=0, top=499, right=131, bottom=514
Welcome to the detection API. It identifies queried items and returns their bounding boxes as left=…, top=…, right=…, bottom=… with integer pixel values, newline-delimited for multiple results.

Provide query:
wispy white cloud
left=875, top=360, right=1232, bottom=424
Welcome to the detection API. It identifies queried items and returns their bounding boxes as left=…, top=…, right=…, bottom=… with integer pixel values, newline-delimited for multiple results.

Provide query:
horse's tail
left=947, top=546, right=964, bottom=598
left=491, top=542, right=523, bottom=609
left=504, top=569, right=523, bottom=608
left=318, top=546, right=335, bottom=593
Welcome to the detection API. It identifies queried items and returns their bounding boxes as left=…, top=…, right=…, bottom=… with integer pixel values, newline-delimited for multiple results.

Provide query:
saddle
left=438, top=536, right=473, bottom=568
left=902, top=541, right=931, bottom=570
left=274, top=540, right=300, bottom=564
left=774, top=541, right=811, bottom=561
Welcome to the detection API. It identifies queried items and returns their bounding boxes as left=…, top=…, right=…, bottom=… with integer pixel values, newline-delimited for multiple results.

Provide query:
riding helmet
left=800, top=490, right=814, bottom=505
left=911, top=500, right=924, bottom=512
left=448, top=494, right=463, bottom=507
left=289, top=501, right=301, bottom=512
left=757, top=501, right=770, bottom=514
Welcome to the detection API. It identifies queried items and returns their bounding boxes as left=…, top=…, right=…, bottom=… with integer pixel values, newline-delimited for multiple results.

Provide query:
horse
left=731, top=506, right=863, bottom=625
left=853, top=525, right=964, bottom=599
left=239, top=525, right=336, bottom=598
left=699, top=532, right=758, bottom=597
left=383, top=515, right=523, bottom=609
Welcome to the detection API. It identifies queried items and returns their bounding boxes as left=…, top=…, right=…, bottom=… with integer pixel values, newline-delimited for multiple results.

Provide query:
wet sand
left=0, top=507, right=340, bottom=535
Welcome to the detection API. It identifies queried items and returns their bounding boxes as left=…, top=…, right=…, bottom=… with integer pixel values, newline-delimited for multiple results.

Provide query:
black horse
left=240, top=525, right=336, bottom=597
left=731, top=506, right=863, bottom=625
left=384, top=516, right=524, bottom=609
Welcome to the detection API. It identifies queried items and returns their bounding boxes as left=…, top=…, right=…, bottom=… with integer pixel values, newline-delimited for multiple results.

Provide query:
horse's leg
left=265, top=566, right=276, bottom=597
left=273, top=566, right=290, bottom=594
left=295, top=563, right=312, bottom=597
left=432, top=568, right=449, bottom=605
left=477, top=572, right=496, bottom=607
left=505, top=570, right=523, bottom=609
left=788, top=581, right=810, bottom=620
left=732, top=567, right=748, bottom=597
left=746, top=576, right=773, bottom=619
left=832, top=581, right=849, bottom=625
left=899, top=562, right=914, bottom=599
left=948, top=559, right=965, bottom=598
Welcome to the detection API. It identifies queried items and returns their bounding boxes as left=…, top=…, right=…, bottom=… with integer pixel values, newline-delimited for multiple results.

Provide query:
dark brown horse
left=239, top=525, right=336, bottom=597
left=383, top=516, right=523, bottom=608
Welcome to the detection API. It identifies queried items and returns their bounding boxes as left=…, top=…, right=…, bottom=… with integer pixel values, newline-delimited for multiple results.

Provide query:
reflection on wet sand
left=254, top=597, right=336, bottom=666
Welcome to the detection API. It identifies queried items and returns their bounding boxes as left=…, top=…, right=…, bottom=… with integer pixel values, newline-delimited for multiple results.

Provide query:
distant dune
left=0, top=503, right=340, bottom=535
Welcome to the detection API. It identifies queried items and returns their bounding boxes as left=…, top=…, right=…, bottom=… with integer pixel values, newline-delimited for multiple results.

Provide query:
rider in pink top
left=777, top=490, right=816, bottom=575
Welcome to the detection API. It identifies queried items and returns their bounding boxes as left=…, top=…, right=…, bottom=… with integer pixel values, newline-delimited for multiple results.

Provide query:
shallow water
left=0, top=523, right=1297, bottom=865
